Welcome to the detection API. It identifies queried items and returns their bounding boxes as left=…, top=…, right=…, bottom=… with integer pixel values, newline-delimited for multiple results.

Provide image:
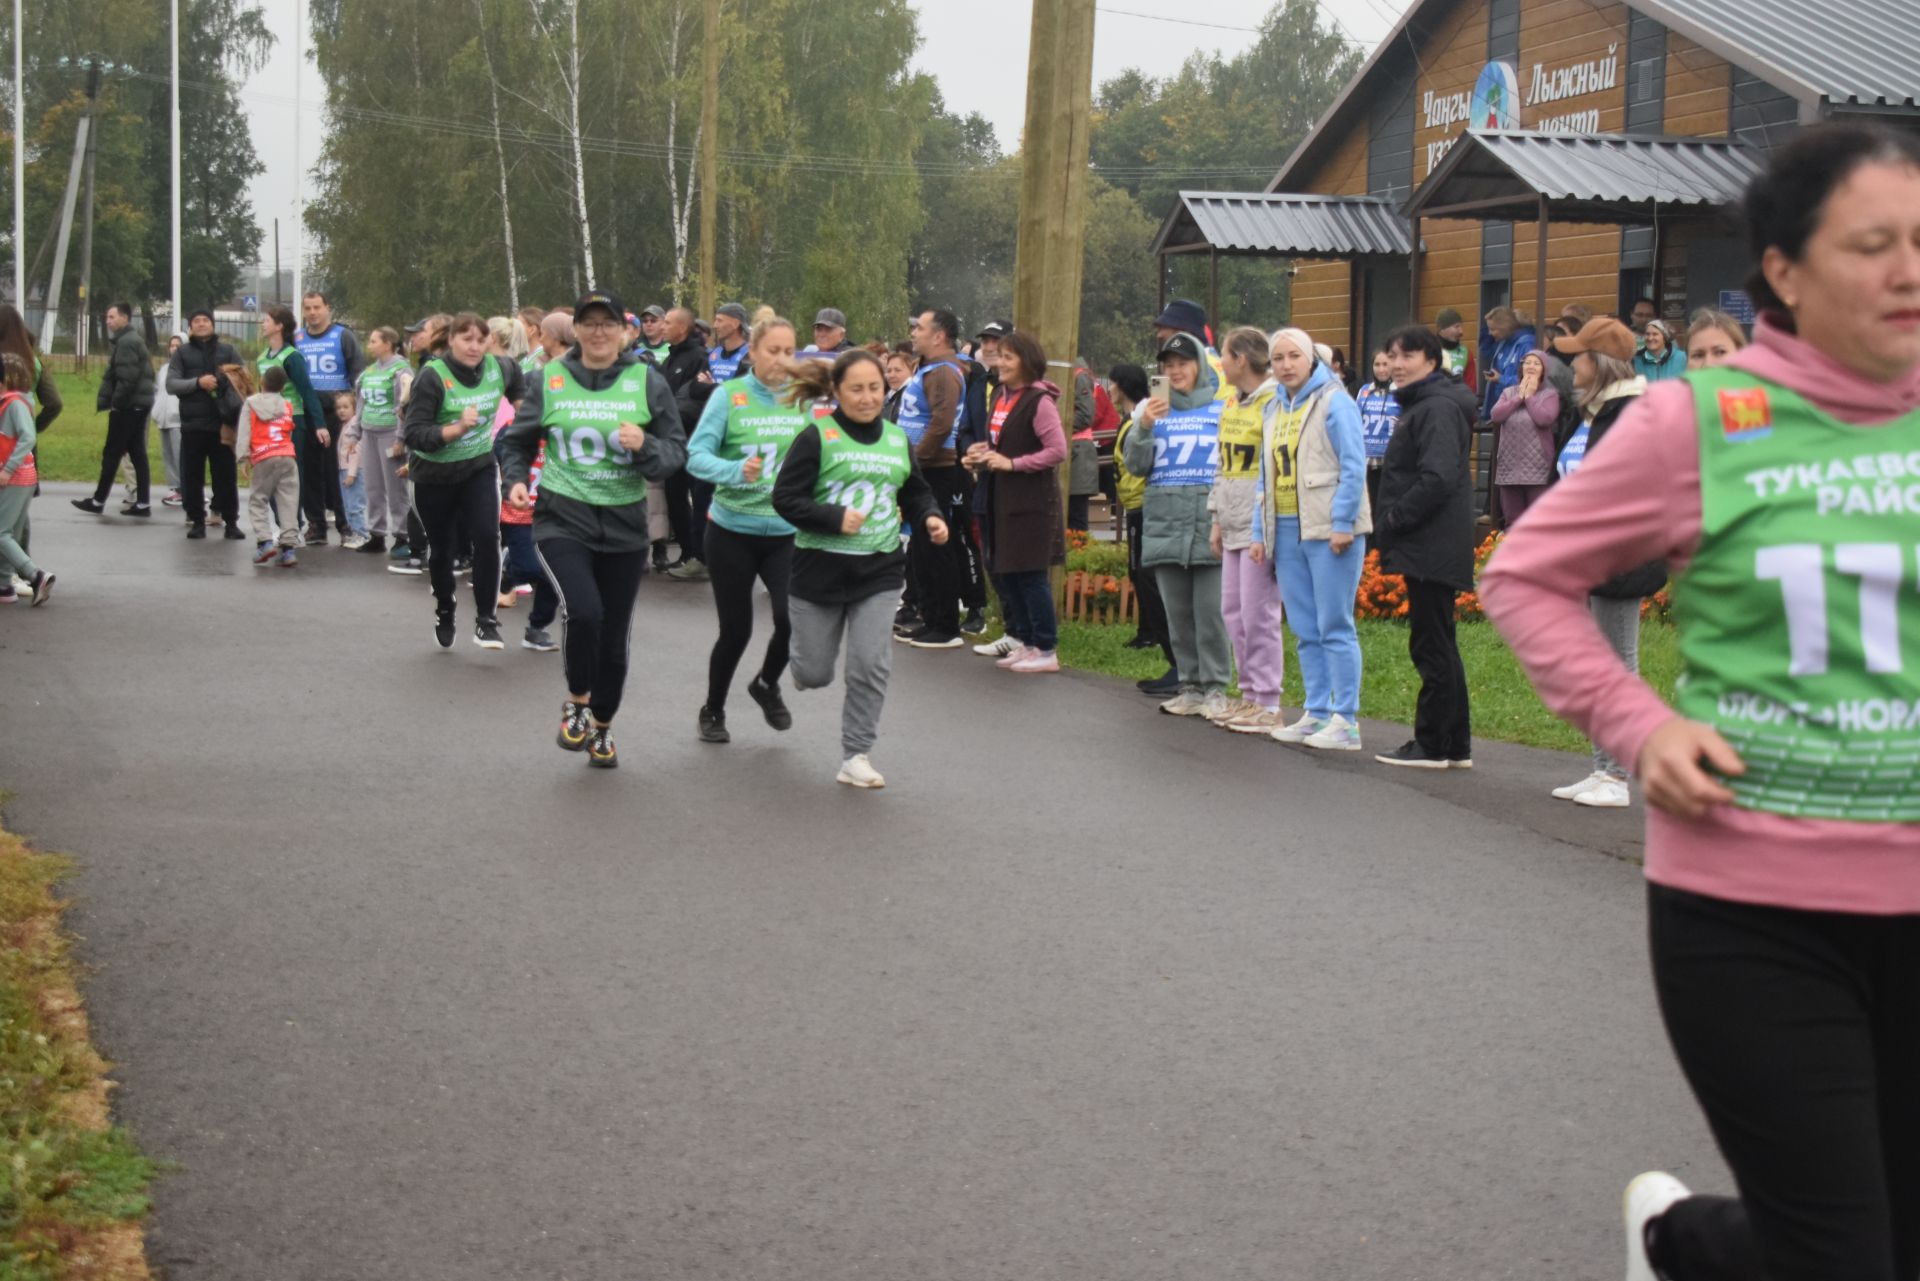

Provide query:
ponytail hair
left=750, top=306, right=795, bottom=350
left=783, top=347, right=884, bottom=408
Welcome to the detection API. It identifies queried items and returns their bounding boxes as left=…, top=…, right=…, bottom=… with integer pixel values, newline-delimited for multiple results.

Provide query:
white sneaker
left=995, top=645, right=1033, bottom=669
left=1271, top=712, right=1326, bottom=744
left=1553, top=771, right=1608, bottom=800
left=1303, top=714, right=1362, bottom=751
left=974, top=634, right=1020, bottom=657
left=1623, top=1171, right=1690, bottom=1281
left=1227, top=707, right=1283, bottom=734
left=1009, top=648, right=1059, bottom=673
left=1159, top=690, right=1206, bottom=716
left=836, top=754, right=886, bottom=789
left=1575, top=777, right=1632, bottom=808
left=341, top=532, right=370, bottom=550
left=1204, top=695, right=1252, bottom=724
left=1196, top=691, right=1232, bottom=721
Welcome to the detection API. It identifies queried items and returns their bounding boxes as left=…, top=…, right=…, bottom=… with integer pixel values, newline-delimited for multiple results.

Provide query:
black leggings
left=94, top=409, right=150, bottom=505
left=178, top=432, right=238, bottom=523
left=1648, top=883, right=1920, bottom=1281
left=535, top=538, right=647, bottom=723
left=414, top=468, right=501, bottom=619
left=703, top=523, right=792, bottom=711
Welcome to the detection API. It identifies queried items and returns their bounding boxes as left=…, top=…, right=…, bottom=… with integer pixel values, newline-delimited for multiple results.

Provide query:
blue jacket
left=1250, top=361, right=1370, bottom=543
left=1480, top=326, right=1536, bottom=418
left=685, top=370, right=797, bottom=537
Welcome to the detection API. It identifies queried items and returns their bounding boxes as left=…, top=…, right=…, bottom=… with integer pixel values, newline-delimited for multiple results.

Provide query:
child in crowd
left=334, top=391, right=370, bottom=549
left=491, top=396, right=560, bottom=651
left=240, top=365, right=301, bottom=567
left=0, top=353, right=52, bottom=604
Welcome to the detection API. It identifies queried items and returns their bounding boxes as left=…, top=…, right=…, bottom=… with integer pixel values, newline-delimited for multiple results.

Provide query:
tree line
left=4, top=0, right=1359, bottom=371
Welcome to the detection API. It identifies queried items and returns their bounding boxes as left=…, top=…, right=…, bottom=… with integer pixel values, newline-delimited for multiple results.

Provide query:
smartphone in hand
left=1149, top=375, right=1171, bottom=402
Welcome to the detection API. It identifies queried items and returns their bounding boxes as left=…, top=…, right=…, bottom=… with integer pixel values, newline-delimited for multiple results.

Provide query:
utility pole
left=1011, top=0, right=1096, bottom=548
left=11, top=0, right=24, bottom=313
left=696, top=0, right=719, bottom=320
left=37, top=63, right=98, bottom=351
left=291, top=0, right=304, bottom=306
left=170, top=0, right=181, bottom=326
left=76, top=59, right=100, bottom=358
left=273, top=217, right=280, bottom=302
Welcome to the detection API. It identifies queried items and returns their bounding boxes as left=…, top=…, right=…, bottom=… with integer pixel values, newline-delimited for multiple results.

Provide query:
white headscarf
left=1269, top=327, right=1316, bottom=365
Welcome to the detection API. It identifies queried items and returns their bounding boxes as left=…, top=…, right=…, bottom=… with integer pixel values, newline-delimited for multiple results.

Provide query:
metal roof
left=1630, top=0, right=1920, bottom=112
left=1405, top=130, right=1764, bottom=224
left=1151, top=192, right=1412, bottom=259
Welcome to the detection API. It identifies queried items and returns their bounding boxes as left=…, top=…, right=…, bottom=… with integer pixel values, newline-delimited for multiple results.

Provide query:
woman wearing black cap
left=401, top=312, right=525, bottom=650
left=498, top=291, right=687, bottom=769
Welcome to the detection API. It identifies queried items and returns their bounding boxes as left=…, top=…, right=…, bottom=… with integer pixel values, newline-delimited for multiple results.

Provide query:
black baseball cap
left=403, top=316, right=430, bottom=334
left=975, top=319, right=1011, bottom=339
left=640, top=304, right=667, bottom=321
left=573, top=290, right=625, bottom=323
left=1156, top=332, right=1206, bottom=363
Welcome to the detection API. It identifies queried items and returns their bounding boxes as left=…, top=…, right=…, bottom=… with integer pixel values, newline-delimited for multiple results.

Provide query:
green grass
left=33, top=372, right=169, bottom=485
left=0, top=818, right=156, bottom=1278
left=1059, top=615, right=1679, bottom=753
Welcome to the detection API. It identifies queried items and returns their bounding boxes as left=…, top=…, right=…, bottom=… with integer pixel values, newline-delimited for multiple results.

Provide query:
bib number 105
left=1756, top=542, right=1911, bottom=676
left=823, top=478, right=896, bottom=526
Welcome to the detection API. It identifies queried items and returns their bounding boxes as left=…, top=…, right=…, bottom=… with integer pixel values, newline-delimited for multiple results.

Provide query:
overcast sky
left=239, top=0, right=1412, bottom=272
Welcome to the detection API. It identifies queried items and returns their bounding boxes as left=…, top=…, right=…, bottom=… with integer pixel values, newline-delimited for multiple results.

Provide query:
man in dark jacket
left=1375, top=323, right=1481, bottom=770
left=75, top=301, right=157, bottom=516
left=159, top=309, right=245, bottom=538
left=658, top=307, right=716, bottom=580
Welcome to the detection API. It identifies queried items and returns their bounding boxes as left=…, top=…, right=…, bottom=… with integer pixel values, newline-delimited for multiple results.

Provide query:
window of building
left=1732, top=65, right=1798, bottom=148
left=1488, top=0, right=1519, bottom=63
left=1625, top=11, right=1667, bottom=134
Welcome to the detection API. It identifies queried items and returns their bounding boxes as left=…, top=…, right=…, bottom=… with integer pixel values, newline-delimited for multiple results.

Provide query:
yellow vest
left=1267, top=399, right=1308, bottom=518
left=1114, top=416, right=1148, bottom=510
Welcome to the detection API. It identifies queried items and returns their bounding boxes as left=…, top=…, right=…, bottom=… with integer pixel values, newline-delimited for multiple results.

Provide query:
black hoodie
left=401, top=353, right=527, bottom=485
left=1376, top=372, right=1482, bottom=590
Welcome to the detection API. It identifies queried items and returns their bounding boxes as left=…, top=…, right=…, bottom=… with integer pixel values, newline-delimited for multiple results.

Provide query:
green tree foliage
left=6, top=0, right=268, bottom=324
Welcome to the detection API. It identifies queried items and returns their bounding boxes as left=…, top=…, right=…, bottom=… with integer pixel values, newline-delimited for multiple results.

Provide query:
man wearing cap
left=160, top=308, right=244, bottom=536
left=801, top=308, right=854, bottom=360
left=1434, top=308, right=1476, bottom=385
left=638, top=306, right=670, bottom=364
left=708, top=303, right=751, bottom=382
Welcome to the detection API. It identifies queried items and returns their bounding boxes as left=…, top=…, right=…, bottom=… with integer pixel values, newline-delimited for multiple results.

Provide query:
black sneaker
left=698, top=705, right=731, bottom=744
left=304, top=524, right=328, bottom=546
left=747, top=676, right=793, bottom=730
left=1124, top=634, right=1158, bottom=650
left=28, top=570, right=53, bottom=606
left=1374, top=740, right=1451, bottom=770
left=452, top=557, right=472, bottom=577
left=434, top=611, right=456, bottom=650
left=356, top=534, right=388, bottom=554
left=71, top=497, right=106, bottom=515
left=223, top=522, right=247, bottom=540
left=961, top=607, right=987, bottom=635
left=907, top=629, right=963, bottom=650
left=1136, top=668, right=1180, bottom=696
left=586, top=725, right=618, bottom=768
left=557, top=701, right=591, bottom=751
left=120, top=503, right=153, bottom=518
left=186, top=522, right=207, bottom=539
left=388, top=557, right=425, bottom=576
left=522, top=626, right=559, bottom=652
left=893, top=604, right=920, bottom=628
left=473, top=618, right=505, bottom=650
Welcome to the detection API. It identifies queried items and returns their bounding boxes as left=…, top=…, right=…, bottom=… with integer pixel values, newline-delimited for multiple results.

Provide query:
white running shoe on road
left=836, top=754, right=886, bottom=789
left=973, top=634, right=1020, bottom=657
left=1553, top=771, right=1609, bottom=800
left=1575, top=778, right=1632, bottom=808
left=1624, top=1171, right=1689, bottom=1281
left=1271, top=712, right=1325, bottom=744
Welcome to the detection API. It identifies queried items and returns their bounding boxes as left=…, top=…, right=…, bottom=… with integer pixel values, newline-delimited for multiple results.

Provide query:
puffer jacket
left=1121, top=359, right=1223, bottom=568
left=1207, top=380, right=1274, bottom=550
left=97, top=326, right=155, bottom=414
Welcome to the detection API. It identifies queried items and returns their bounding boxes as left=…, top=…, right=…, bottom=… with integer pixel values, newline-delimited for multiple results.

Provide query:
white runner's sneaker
left=1271, top=712, right=1325, bottom=743
left=1624, top=1172, right=1690, bottom=1281
left=1303, top=714, right=1362, bottom=751
left=836, top=754, right=886, bottom=789
left=1575, top=777, right=1632, bottom=808
left=973, top=634, right=1020, bottom=657
left=1553, top=771, right=1608, bottom=800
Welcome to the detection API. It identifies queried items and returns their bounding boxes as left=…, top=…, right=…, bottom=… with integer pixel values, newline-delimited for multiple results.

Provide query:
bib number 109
left=824, top=478, right=896, bottom=526
left=1756, top=542, right=1910, bottom=676
left=548, top=426, right=634, bottom=467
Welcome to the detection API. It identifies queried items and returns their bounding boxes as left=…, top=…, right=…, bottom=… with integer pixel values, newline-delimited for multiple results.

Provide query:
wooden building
left=1150, top=0, right=1919, bottom=358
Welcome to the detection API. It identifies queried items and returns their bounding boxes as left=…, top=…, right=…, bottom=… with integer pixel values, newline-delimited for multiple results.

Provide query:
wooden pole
left=1534, top=195, right=1549, bottom=339
left=1012, top=0, right=1095, bottom=586
left=697, top=0, right=720, bottom=319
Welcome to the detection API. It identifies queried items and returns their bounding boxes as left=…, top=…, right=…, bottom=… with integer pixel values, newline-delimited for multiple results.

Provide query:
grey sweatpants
left=359, top=427, right=408, bottom=537
left=1155, top=563, right=1232, bottom=693
left=0, top=485, right=38, bottom=579
left=248, top=456, right=303, bottom=548
left=1589, top=595, right=1641, bottom=779
left=790, top=590, right=894, bottom=759
left=159, top=425, right=181, bottom=490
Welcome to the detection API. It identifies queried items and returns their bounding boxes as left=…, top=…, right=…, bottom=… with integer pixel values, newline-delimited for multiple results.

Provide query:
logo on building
left=1471, top=61, right=1520, bottom=131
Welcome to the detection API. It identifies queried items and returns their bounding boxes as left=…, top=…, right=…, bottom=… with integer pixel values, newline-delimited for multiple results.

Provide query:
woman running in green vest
left=1484, top=122, right=1920, bottom=1281
left=401, top=311, right=526, bottom=651
left=684, top=307, right=805, bottom=743
left=772, top=349, right=947, bottom=789
left=259, top=304, right=325, bottom=540
left=498, top=291, right=687, bottom=768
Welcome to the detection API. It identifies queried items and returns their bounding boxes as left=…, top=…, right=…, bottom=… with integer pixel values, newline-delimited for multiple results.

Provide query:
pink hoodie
left=1480, top=316, right=1920, bottom=915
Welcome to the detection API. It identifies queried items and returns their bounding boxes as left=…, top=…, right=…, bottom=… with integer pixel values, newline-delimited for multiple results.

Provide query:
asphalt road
left=0, top=484, right=1724, bottom=1280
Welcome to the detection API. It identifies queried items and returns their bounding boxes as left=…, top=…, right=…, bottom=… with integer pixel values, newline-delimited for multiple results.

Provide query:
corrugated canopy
left=1632, top=0, right=1920, bottom=112
left=1151, top=192, right=1412, bottom=260
left=1406, top=130, right=1764, bottom=223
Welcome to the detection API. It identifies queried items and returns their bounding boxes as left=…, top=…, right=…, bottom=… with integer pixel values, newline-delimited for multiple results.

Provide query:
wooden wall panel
left=1291, top=261, right=1351, bottom=336
left=1665, top=33, right=1730, bottom=137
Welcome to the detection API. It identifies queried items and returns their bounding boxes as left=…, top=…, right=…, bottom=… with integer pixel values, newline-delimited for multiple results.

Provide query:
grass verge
left=34, top=373, right=167, bottom=486
left=1058, top=616, right=1679, bottom=754
left=0, top=816, right=154, bottom=1280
